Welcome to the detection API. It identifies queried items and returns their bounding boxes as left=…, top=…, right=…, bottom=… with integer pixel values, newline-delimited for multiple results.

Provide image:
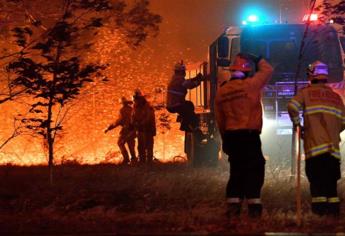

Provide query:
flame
left=0, top=28, right=192, bottom=166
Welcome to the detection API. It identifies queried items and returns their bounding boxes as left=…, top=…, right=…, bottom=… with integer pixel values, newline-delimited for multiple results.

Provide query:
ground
left=1, top=160, right=345, bottom=235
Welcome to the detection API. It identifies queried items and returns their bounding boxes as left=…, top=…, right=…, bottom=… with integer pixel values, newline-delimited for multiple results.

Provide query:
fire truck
left=185, top=16, right=345, bottom=166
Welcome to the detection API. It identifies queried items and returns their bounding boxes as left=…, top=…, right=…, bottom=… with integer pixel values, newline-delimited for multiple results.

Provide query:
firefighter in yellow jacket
left=215, top=53, right=273, bottom=217
left=288, top=61, right=345, bottom=216
left=105, top=97, right=136, bottom=164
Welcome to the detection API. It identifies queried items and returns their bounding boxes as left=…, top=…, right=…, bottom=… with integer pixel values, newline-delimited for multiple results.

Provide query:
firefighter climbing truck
left=185, top=20, right=345, bottom=166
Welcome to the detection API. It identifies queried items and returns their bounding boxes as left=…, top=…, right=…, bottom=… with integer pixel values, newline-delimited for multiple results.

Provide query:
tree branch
left=0, top=88, right=28, bottom=104
left=0, top=118, right=21, bottom=150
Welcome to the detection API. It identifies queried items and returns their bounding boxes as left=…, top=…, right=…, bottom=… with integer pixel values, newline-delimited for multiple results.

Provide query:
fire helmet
left=133, top=88, right=143, bottom=100
left=229, top=54, right=253, bottom=72
left=174, top=61, right=186, bottom=72
left=307, top=61, right=328, bottom=79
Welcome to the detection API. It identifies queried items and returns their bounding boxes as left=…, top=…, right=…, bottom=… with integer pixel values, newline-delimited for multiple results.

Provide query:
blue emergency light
left=248, top=14, right=258, bottom=22
left=242, top=14, right=260, bottom=25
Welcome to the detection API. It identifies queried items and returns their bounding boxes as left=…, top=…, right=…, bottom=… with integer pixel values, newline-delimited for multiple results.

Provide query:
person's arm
left=105, top=120, right=120, bottom=133
left=105, top=110, right=123, bottom=133
left=250, top=59, right=274, bottom=90
left=182, top=73, right=203, bottom=89
left=287, top=91, right=304, bottom=127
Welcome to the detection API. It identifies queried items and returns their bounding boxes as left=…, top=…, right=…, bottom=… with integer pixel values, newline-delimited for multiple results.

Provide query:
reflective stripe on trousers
left=328, top=197, right=340, bottom=203
left=312, top=196, right=327, bottom=203
left=227, top=198, right=242, bottom=204
left=247, top=198, right=262, bottom=204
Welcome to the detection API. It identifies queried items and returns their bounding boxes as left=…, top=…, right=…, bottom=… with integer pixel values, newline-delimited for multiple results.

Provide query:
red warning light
left=302, top=14, right=318, bottom=22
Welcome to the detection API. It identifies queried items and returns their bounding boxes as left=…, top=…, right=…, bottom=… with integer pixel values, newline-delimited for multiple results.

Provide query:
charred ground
left=1, top=161, right=345, bottom=234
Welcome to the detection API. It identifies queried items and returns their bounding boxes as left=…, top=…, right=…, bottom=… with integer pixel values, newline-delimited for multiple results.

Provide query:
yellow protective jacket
left=215, top=59, right=273, bottom=135
left=287, top=83, right=345, bottom=159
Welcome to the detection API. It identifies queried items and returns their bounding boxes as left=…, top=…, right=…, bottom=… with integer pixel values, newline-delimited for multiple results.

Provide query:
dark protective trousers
left=305, top=153, right=341, bottom=216
left=137, top=131, right=154, bottom=163
left=167, top=101, right=199, bottom=131
left=118, top=130, right=136, bottom=163
left=222, top=130, right=265, bottom=211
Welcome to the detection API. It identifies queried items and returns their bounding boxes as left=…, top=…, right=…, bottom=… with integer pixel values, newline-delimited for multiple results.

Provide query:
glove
left=196, top=73, right=204, bottom=81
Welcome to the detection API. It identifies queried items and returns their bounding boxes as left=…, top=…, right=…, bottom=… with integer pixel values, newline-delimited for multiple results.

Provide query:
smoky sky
left=148, top=0, right=309, bottom=63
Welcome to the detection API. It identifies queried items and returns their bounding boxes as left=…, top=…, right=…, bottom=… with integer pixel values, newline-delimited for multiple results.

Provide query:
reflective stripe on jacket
left=215, top=59, right=273, bottom=134
left=287, top=83, right=345, bottom=160
left=166, top=74, right=201, bottom=108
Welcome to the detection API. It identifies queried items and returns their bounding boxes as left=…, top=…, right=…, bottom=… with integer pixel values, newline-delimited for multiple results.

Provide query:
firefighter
left=132, top=89, right=156, bottom=164
left=105, top=96, right=137, bottom=165
left=166, top=61, right=204, bottom=132
left=287, top=61, right=345, bottom=217
left=215, top=53, right=273, bottom=217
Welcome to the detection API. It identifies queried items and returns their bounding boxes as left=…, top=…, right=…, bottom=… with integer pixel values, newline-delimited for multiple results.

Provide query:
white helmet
left=307, top=61, right=328, bottom=78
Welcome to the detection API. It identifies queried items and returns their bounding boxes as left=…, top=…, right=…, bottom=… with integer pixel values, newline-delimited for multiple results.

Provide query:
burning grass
left=1, top=161, right=345, bottom=234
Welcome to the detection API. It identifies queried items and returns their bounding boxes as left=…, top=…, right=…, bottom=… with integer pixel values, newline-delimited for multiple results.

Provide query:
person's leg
left=184, top=101, right=199, bottom=130
left=326, top=155, right=341, bottom=216
left=226, top=158, right=245, bottom=216
left=146, top=134, right=154, bottom=163
left=305, top=155, right=328, bottom=216
left=117, top=136, right=130, bottom=164
left=127, top=136, right=137, bottom=163
left=223, top=131, right=245, bottom=216
left=137, top=132, right=146, bottom=163
left=244, top=133, right=265, bottom=218
left=177, top=101, right=199, bottom=131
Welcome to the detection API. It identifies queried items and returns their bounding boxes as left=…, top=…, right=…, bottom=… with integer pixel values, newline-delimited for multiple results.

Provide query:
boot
left=327, top=202, right=340, bottom=217
left=248, top=204, right=263, bottom=218
left=226, top=203, right=241, bottom=217
left=312, top=202, right=328, bottom=216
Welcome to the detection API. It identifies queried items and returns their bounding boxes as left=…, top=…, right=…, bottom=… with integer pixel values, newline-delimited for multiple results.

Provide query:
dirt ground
left=1, top=161, right=345, bottom=235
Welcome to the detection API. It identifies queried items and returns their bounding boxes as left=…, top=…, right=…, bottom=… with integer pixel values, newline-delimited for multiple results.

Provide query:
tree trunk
left=47, top=98, right=54, bottom=186
left=48, top=134, right=54, bottom=186
left=47, top=40, right=62, bottom=186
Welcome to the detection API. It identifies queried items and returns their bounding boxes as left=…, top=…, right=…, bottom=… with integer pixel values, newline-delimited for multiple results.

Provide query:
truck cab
left=185, top=22, right=345, bottom=166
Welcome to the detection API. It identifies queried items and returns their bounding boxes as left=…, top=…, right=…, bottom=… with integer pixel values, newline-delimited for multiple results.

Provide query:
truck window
left=217, top=36, right=229, bottom=58
left=230, top=37, right=240, bottom=63
left=270, top=40, right=298, bottom=77
left=241, top=40, right=267, bottom=58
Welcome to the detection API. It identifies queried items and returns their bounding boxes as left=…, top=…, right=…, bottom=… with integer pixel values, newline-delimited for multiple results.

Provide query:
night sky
left=147, top=0, right=309, bottom=64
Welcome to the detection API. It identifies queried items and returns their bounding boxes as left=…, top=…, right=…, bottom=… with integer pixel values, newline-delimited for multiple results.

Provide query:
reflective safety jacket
left=288, top=83, right=345, bottom=159
left=215, top=59, right=273, bottom=135
left=166, top=74, right=201, bottom=108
